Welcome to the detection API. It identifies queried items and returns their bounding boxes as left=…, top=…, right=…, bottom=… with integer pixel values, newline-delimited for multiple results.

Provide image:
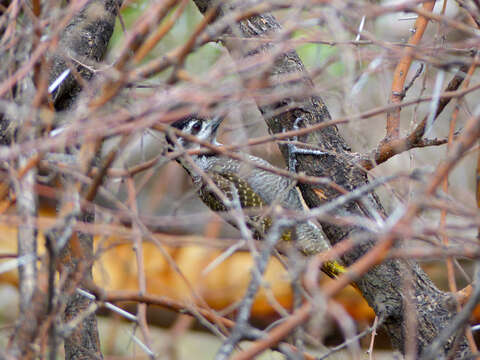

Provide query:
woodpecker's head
left=167, top=115, right=223, bottom=151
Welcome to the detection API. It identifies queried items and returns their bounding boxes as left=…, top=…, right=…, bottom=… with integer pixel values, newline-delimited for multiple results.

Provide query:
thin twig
left=385, top=1, right=435, bottom=139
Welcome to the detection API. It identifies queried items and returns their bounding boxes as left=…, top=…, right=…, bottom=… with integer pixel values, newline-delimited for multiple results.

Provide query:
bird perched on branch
left=167, top=115, right=346, bottom=279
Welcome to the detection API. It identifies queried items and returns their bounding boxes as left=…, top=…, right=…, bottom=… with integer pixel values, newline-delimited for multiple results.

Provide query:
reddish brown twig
left=166, top=3, right=219, bottom=84
left=362, top=63, right=474, bottom=170
left=441, top=50, right=479, bottom=300
left=89, top=0, right=179, bottom=109
left=126, top=176, right=153, bottom=353
left=385, top=1, right=435, bottom=140
left=133, top=0, right=189, bottom=64
left=104, top=290, right=317, bottom=360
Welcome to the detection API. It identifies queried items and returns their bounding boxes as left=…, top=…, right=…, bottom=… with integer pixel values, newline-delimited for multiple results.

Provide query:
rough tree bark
left=192, top=0, right=470, bottom=357
left=3, top=0, right=120, bottom=359
left=48, top=1, right=121, bottom=359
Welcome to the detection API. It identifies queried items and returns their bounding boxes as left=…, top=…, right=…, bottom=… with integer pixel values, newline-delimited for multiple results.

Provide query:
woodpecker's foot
left=287, top=117, right=328, bottom=172
left=287, top=143, right=328, bottom=172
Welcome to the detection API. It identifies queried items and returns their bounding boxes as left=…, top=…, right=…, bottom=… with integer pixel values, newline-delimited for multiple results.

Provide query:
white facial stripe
left=172, top=118, right=218, bottom=150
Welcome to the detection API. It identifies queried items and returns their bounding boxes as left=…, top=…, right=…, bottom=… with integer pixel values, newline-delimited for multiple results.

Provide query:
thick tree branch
left=46, top=1, right=121, bottom=359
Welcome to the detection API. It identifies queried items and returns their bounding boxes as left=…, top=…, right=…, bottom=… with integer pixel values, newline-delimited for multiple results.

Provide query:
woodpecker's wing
left=198, top=171, right=279, bottom=239
left=202, top=172, right=266, bottom=210
left=197, top=171, right=347, bottom=280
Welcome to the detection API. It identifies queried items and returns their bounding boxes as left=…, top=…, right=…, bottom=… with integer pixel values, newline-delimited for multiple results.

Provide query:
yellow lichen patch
left=313, top=188, right=328, bottom=200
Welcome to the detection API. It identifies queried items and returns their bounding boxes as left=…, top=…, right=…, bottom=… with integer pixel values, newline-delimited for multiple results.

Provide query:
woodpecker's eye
left=191, top=121, right=202, bottom=135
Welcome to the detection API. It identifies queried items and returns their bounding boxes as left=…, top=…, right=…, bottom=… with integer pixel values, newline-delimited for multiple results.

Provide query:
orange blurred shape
left=93, top=239, right=293, bottom=316
left=0, top=208, right=374, bottom=321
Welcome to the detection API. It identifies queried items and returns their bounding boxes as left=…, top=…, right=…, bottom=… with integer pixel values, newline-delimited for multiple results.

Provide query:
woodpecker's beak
left=209, top=115, right=224, bottom=134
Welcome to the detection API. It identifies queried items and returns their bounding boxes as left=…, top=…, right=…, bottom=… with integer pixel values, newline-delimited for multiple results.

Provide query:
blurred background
left=1, top=0, right=479, bottom=358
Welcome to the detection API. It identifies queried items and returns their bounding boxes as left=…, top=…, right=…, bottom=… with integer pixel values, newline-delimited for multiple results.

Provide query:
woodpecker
left=168, top=115, right=346, bottom=278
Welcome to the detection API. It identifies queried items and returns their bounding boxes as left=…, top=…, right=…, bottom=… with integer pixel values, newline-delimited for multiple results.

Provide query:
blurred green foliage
left=293, top=30, right=345, bottom=76
left=109, top=1, right=222, bottom=79
left=109, top=1, right=343, bottom=80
